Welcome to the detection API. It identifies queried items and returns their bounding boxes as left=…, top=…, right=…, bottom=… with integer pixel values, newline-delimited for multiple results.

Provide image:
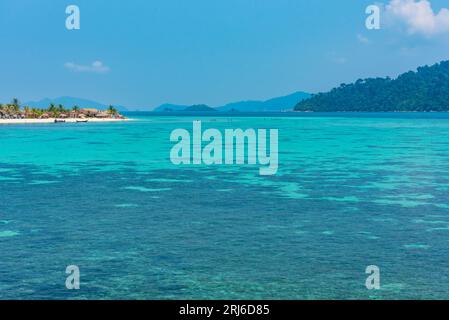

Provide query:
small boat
left=54, top=119, right=66, bottom=123
left=76, top=119, right=88, bottom=123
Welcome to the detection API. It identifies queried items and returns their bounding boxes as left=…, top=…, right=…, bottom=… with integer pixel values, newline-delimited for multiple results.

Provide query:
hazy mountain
left=217, top=91, right=311, bottom=112
left=153, top=91, right=311, bottom=112
left=23, top=91, right=311, bottom=113
left=182, top=104, right=217, bottom=112
left=295, top=60, right=449, bottom=112
left=153, top=104, right=191, bottom=112
left=24, top=96, right=129, bottom=111
left=153, top=104, right=217, bottom=112
left=215, top=100, right=265, bottom=112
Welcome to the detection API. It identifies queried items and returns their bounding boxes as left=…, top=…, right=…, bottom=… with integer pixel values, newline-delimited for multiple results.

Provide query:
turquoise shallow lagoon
left=1, top=112, right=449, bottom=299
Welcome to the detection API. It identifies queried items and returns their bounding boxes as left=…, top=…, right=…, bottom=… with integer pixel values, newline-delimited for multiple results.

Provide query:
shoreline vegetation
left=0, top=99, right=128, bottom=125
left=295, top=60, right=449, bottom=112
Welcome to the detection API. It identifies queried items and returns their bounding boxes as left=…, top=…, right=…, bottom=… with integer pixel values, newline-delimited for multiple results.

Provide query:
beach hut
left=80, top=108, right=99, bottom=117
left=69, top=111, right=78, bottom=118
left=95, top=111, right=110, bottom=118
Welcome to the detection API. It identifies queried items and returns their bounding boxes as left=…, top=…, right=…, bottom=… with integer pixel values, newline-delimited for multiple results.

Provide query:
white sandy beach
left=0, top=118, right=130, bottom=125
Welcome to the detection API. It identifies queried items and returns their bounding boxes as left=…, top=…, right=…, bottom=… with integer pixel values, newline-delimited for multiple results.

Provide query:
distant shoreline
left=133, top=111, right=449, bottom=120
left=146, top=110, right=449, bottom=114
left=0, top=118, right=130, bottom=125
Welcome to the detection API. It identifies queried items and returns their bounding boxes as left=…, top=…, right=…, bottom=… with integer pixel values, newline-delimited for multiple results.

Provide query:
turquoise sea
left=1, top=112, right=449, bottom=299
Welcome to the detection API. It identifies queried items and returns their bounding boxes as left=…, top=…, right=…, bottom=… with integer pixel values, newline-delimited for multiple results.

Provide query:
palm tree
left=72, top=105, right=80, bottom=118
left=11, top=98, right=20, bottom=108
left=23, top=106, right=31, bottom=118
left=0, top=104, right=5, bottom=118
left=10, top=98, right=20, bottom=114
left=108, top=105, right=117, bottom=117
left=31, top=108, right=40, bottom=119
left=48, top=103, right=58, bottom=117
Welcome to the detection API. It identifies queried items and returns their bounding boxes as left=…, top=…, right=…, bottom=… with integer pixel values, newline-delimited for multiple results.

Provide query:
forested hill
left=295, top=61, right=449, bottom=112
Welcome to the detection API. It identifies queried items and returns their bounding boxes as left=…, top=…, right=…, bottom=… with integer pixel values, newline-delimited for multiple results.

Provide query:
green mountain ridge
left=295, top=60, right=449, bottom=112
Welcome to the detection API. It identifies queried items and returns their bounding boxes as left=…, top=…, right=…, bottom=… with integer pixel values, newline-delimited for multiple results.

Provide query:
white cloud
left=386, top=0, right=449, bottom=36
left=64, top=61, right=110, bottom=73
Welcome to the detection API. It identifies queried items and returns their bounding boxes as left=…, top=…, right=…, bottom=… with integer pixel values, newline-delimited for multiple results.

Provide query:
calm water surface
left=1, top=112, right=449, bottom=299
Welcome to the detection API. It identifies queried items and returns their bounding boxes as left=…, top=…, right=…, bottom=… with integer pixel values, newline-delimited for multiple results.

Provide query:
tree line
left=295, top=60, right=449, bottom=112
left=0, top=99, right=119, bottom=118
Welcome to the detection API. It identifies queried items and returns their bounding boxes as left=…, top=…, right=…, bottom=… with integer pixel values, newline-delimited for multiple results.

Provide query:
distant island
left=153, top=91, right=311, bottom=112
left=155, top=104, right=217, bottom=112
left=153, top=104, right=190, bottom=112
left=183, top=104, right=217, bottom=112
left=295, top=60, right=449, bottom=112
left=0, top=100, right=127, bottom=124
left=216, top=91, right=311, bottom=112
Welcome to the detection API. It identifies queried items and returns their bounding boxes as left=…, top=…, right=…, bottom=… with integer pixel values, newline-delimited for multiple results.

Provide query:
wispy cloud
left=333, top=57, right=347, bottom=64
left=386, top=0, right=449, bottom=36
left=357, top=34, right=371, bottom=44
left=64, top=61, right=110, bottom=74
left=330, top=56, right=347, bottom=64
left=327, top=50, right=347, bottom=65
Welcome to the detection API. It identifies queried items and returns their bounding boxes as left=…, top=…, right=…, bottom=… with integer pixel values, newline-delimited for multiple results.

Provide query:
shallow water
left=1, top=112, right=449, bottom=299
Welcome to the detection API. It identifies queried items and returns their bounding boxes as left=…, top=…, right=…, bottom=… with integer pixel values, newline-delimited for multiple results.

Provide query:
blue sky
left=1, top=0, right=449, bottom=109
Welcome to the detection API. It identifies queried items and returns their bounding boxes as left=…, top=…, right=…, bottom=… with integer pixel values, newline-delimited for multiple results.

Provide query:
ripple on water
left=0, top=231, right=20, bottom=238
left=373, top=199, right=430, bottom=208
left=278, top=184, right=308, bottom=199
left=114, top=203, right=139, bottom=208
left=358, top=231, right=380, bottom=240
left=413, top=219, right=449, bottom=225
left=409, top=194, right=435, bottom=200
left=381, top=283, right=407, bottom=292
left=322, top=196, right=360, bottom=203
left=0, top=176, right=21, bottom=182
left=403, top=244, right=430, bottom=250
left=426, top=227, right=449, bottom=232
left=146, top=178, right=194, bottom=183
left=123, top=186, right=171, bottom=192
left=28, top=180, right=59, bottom=185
